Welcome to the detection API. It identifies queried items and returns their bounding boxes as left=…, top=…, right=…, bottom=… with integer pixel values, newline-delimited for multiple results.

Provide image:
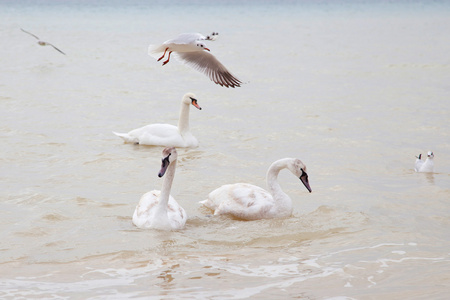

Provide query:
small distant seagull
left=21, top=28, right=66, bottom=55
left=148, top=32, right=242, bottom=88
left=414, top=151, right=434, bottom=172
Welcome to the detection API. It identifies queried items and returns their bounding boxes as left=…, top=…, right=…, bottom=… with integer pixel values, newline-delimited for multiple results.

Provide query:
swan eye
left=300, top=168, right=309, bottom=182
left=162, top=153, right=171, bottom=166
left=300, top=168, right=306, bottom=177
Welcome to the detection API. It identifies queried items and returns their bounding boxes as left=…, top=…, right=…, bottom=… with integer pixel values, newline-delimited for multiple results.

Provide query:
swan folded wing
left=129, top=124, right=180, bottom=138
left=133, top=191, right=160, bottom=228
left=127, top=124, right=185, bottom=146
left=176, top=52, right=242, bottom=88
left=166, top=198, right=187, bottom=229
left=133, top=191, right=186, bottom=229
left=200, top=184, right=237, bottom=210
left=213, top=184, right=275, bottom=220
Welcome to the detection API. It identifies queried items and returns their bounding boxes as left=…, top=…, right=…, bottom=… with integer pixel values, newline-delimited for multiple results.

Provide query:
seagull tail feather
left=148, top=44, right=167, bottom=59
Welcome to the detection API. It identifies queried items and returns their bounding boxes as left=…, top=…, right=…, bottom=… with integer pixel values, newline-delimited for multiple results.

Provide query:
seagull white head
left=196, top=42, right=210, bottom=51
left=427, top=151, right=434, bottom=158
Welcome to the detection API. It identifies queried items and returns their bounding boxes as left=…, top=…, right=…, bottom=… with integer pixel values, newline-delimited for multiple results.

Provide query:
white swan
left=113, top=93, right=201, bottom=147
left=132, top=147, right=187, bottom=230
left=414, top=151, right=434, bottom=172
left=200, top=158, right=312, bottom=220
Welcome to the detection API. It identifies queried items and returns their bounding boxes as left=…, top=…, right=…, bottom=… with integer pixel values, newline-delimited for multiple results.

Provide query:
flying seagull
left=21, top=28, right=66, bottom=55
left=148, top=32, right=242, bottom=88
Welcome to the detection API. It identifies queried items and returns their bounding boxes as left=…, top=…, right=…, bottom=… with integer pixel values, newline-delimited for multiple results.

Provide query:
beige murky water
left=1, top=1, right=449, bottom=299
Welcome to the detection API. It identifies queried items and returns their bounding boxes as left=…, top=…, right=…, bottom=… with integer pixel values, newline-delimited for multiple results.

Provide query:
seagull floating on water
left=21, top=28, right=66, bottom=55
left=414, top=151, right=434, bottom=172
left=148, top=32, right=242, bottom=88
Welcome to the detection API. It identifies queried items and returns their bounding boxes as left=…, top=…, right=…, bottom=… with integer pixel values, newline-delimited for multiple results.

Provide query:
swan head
left=288, top=159, right=312, bottom=193
left=427, top=151, right=434, bottom=158
left=158, top=147, right=177, bottom=177
left=183, top=93, right=202, bottom=110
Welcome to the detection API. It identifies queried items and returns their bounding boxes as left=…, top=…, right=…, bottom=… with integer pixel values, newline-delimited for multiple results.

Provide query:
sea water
left=0, top=0, right=449, bottom=299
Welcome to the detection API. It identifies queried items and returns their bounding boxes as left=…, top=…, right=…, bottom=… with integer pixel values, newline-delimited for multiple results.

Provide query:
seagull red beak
left=204, top=47, right=210, bottom=51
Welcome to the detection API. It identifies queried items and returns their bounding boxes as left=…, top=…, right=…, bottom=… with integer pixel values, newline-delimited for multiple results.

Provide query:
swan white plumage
left=200, top=158, right=312, bottom=220
left=113, top=93, right=201, bottom=147
left=132, top=147, right=187, bottom=230
left=414, top=151, right=434, bottom=172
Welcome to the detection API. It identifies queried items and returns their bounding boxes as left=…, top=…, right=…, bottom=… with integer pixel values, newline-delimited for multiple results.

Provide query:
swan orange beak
left=299, top=169, right=312, bottom=193
left=191, top=98, right=202, bottom=110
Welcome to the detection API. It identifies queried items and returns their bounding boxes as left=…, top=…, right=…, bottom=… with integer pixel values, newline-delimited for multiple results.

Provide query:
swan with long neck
left=113, top=93, right=201, bottom=147
left=132, top=147, right=187, bottom=230
left=200, top=158, right=312, bottom=220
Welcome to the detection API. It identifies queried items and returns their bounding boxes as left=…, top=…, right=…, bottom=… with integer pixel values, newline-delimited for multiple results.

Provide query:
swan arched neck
left=266, top=158, right=291, bottom=202
left=177, top=101, right=191, bottom=134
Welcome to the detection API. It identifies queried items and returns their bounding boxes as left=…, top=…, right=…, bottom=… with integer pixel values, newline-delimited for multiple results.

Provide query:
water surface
left=0, top=1, right=449, bottom=299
